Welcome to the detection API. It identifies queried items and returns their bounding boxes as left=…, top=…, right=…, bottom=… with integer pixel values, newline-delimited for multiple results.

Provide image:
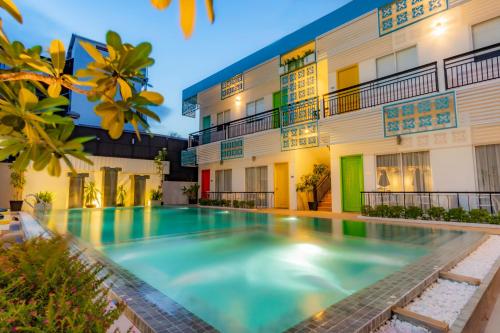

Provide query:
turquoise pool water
left=45, top=207, right=463, bottom=333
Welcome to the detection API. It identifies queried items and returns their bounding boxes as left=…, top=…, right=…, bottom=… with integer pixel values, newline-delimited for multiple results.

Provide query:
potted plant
left=296, top=164, right=328, bottom=211
left=182, top=183, right=200, bottom=204
left=84, top=181, right=100, bottom=208
left=150, top=188, right=163, bottom=207
left=116, top=185, right=127, bottom=207
left=34, top=191, right=54, bottom=213
left=9, top=166, right=25, bottom=211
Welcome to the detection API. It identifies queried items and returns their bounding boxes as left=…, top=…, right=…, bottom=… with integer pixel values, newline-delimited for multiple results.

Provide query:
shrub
left=199, top=198, right=209, bottom=206
left=361, top=205, right=374, bottom=216
left=446, top=207, right=469, bottom=222
left=405, top=206, right=423, bottom=219
left=246, top=200, right=256, bottom=209
left=150, top=188, right=162, bottom=201
left=469, top=209, right=491, bottom=224
left=427, top=207, right=446, bottom=221
left=0, top=236, right=124, bottom=332
left=232, top=200, right=240, bottom=208
left=490, top=214, right=500, bottom=225
left=373, top=205, right=390, bottom=217
left=387, top=205, right=405, bottom=218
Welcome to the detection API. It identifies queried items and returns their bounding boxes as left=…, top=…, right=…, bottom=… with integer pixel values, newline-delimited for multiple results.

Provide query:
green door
left=202, top=115, right=211, bottom=144
left=341, top=155, right=363, bottom=212
left=272, top=91, right=281, bottom=128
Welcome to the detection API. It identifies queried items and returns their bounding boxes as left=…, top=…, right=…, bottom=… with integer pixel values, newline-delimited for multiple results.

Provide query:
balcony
left=189, top=107, right=280, bottom=147
left=323, top=62, right=439, bottom=117
left=281, top=97, right=320, bottom=127
left=444, top=42, right=500, bottom=90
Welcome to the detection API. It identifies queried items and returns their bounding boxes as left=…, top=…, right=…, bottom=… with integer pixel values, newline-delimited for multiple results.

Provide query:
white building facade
left=182, top=0, right=500, bottom=213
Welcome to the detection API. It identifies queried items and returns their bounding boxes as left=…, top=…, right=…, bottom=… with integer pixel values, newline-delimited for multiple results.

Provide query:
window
left=245, top=166, right=268, bottom=192
left=475, top=144, right=500, bottom=191
left=376, top=151, right=432, bottom=192
left=246, top=98, right=265, bottom=117
left=216, top=110, right=230, bottom=125
left=215, top=170, right=232, bottom=192
left=472, top=16, right=500, bottom=50
left=376, top=46, right=418, bottom=78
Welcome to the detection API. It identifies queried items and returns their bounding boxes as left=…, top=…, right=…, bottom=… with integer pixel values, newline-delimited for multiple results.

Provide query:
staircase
left=317, top=191, right=332, bottom=212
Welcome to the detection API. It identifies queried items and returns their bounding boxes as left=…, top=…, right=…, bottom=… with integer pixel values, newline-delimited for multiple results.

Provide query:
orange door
left=337, top=65, right=360, bottom=113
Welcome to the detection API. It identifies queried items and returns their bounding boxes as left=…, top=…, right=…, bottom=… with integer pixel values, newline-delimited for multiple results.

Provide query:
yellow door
left=274, top=163, right=289, bottom=209
left=337, top=65, right=360, bottom=113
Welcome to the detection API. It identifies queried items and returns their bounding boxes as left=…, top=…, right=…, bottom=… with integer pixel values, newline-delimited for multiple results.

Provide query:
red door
left=201, top=170, right=210, bottom=199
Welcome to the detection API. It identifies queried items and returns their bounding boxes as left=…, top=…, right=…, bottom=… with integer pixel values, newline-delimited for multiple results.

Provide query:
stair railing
left=315, top=173, right=331, bottom=204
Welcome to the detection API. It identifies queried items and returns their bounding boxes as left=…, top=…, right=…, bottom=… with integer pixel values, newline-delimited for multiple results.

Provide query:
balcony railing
left=444, top=42, right=500, bottom=90
left=323, top=62, right=439, bottom=117
left=362, top=191, right=500, bottom=214
left=204, top=192, right=274, bottom=209
left=189, top=108, right=280, bottom=147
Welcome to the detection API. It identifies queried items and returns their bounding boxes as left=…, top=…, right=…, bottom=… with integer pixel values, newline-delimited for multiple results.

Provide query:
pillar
left=130, top=175, right=150, bottom=206
left=67, top=173, right=89, bottom=208
left=101, top=167, right=122, bottom=207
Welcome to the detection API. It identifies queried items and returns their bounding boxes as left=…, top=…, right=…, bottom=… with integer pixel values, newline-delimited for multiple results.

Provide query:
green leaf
left=80, top=41, right=105, bottom=64
left=139, top=91, right=163, bottom=105
left=106, top=31, right=122, bottom=51
left=49, top=39, right=66, bottom=75
left=117, top=78, right=132, bottom=101
left=0, top=0, right=22, bottom=23
left=18, top=87, right=38, bottom=108
left=35, top=96, right=69, bottom=111
left=12, top=147, right=31, bottom=172
left=47, top=82, right=62, bottom=98
left=120, top=42, right=152, bottom=70
left=47, top=155, right=61, bottom=176
left=32, top=149, right=51, bottom=171
left=135, top=106, right=160, bottom=122
left=0, top=142, right=23, bottom=160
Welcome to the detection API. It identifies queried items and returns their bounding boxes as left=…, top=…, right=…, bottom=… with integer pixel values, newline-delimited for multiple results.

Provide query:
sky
left=6, top=0, right=351, bottom=137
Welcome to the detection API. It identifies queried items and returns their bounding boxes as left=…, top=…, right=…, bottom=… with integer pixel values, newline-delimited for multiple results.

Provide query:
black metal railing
left=189, top=108, right=280, bottom=147
left=362, top=191, right=500, bottom=214
left=281, top=97, right=319, bottom=127
left=203, top=192, right=274, bottom=209
left=444, top=42, right=500, bottom=90
left=323, top=62, right=439, bottom=117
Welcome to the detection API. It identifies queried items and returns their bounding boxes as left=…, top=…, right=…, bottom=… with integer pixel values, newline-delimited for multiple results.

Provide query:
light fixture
left=235, top=96, right=241, bottom=106
left=432, top=19, right=446, bottom=36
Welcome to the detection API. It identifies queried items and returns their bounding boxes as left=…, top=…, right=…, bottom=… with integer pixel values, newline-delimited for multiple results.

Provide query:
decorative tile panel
left=383, top=91, right=457, bottom=137
left=281, top=121, right=319, bottom=151
left=181, top=149, right=197, bottom=167
left=220, top=138, right=244, bottom=160
left=378, top=0, right=448, bottom=36
left=221, top=73, right=243, bottom=100
left=280, top=63, right=317, bottom=105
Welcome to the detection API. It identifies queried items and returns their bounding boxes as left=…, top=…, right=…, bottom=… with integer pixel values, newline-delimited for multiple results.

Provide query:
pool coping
left=27, top=208, right=487, bottom=333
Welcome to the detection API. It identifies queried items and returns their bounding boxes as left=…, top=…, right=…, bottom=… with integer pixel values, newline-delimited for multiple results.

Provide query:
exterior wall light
left=235, top=96, right=241, bottom=106
left=433, top=20, right=446, bottom=36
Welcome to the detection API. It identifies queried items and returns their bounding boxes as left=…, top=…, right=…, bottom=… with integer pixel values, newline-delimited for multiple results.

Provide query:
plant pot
left=117, top=203, right=125, bottom=207
left=85, top=204, right=96, bottom=208
left=34, top=203, right=52, bottom=215
left=150, top=200, right=162, bottom=207
left=9, top=200, right=23, bottom=212
left=188, top=198, right=198, bottom=205
left=308, top=201, right=318, bottom=211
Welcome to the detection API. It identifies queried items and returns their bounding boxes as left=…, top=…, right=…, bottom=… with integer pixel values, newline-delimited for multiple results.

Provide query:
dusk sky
left=6, top=0, right=350, bottom=137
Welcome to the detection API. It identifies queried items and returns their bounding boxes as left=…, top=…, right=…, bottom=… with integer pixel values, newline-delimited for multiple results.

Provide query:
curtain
left=246, top=166, right=268, bottom=192
left=376, top=154, right=402, bottom=191
left=402, top=151, right=432, bottom=192
left=476, top=144, right=500, bottom=191
left=215, top=170, right=232, bottom=192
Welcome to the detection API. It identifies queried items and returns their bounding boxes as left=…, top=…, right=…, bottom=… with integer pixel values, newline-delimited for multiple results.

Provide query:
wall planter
left=188, top=198, right=198, bottom=205
left=150, top=200, right=162, bottom=207
left=308, top=201, right=318, bottom=211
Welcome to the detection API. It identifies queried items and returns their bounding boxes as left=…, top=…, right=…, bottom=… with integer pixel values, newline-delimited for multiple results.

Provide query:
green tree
left=0, top=1, right=163, bottom=176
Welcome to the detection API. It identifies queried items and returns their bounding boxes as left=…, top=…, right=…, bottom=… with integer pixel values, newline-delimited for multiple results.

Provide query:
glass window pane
left=255, top=98, right=265, bottom=114
left=246, top=101, right=255, bottom=116
left=472, top=16, right=500, bottom=49
left=224, top=170, right=232, bottom=192
left=396, top=46, right=418, bottom=72
left=402, top=151, right=432, bottom=192
left=216, top=112, right=223, bottom=125
left=475, top=144, right=500, bottom=191
left=376, top=154, right=402, bottom=191
left=376, top=54, right=395, bottom=78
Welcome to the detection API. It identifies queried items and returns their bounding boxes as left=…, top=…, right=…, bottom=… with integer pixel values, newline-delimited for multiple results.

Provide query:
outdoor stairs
left=318, top=191, right=332, bottom=212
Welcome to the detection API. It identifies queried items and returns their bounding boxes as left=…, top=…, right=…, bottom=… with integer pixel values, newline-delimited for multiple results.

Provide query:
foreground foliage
left=0, top=236, right=124, bottom=332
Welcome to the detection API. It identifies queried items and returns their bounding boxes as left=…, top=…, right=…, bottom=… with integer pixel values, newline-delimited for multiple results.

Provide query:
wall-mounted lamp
left=432, top=19, right=446, bottom=36
left=235, top=96, right=241, bottom=106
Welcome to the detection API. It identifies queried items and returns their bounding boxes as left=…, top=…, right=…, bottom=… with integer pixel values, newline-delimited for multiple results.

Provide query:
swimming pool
left=44, top=207, right=466, bottom=333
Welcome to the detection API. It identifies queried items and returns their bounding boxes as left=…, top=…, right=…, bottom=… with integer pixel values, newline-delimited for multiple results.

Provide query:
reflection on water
left=42, top=207, right=465, bottom=333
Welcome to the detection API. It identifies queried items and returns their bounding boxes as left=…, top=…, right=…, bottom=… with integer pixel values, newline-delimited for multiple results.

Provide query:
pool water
left=44, top=207, right=463, bottom=333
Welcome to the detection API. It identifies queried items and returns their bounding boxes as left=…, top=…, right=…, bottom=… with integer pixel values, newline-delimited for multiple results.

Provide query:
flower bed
left=362, top=205, right=500, bottom=225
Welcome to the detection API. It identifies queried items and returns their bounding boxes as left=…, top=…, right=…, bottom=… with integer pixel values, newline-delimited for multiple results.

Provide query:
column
left=130, top=175, right=150, bottom=206
left=67, top=173, right=89, bottom=208
left=101, top=167, right=122, bottom=207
